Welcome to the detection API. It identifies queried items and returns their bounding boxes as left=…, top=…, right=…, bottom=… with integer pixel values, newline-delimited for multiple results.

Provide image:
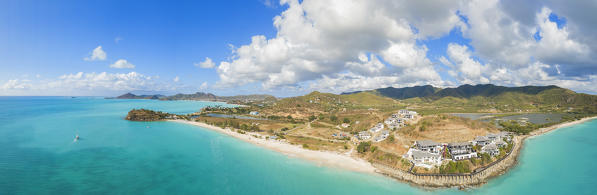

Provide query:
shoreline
left=170, top=116, right=597, bottom=188
left=170, top=120, right=376, bottom=174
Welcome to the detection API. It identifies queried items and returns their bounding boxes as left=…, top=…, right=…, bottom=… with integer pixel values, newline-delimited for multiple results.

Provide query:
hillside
left=110, top=93, right=165, bottom=99
left=353, top=84, right=597, bottom=113
left=111, top=92, right=276, bottom=103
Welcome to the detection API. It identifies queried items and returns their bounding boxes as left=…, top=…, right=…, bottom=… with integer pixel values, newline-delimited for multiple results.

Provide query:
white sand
left=170, top=120, right=376, bottom=173
left=529, top=116, right=597, bottom=138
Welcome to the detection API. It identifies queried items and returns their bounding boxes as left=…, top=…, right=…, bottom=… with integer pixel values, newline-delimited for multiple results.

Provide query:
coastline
left=170, top=120, right=376, bottom=174
left=170, top=116, right=597, bottom=188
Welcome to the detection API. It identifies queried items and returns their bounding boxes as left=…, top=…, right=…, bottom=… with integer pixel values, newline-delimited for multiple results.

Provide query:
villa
left=358, top=131, right=371, bottom=140
left=341, top=123, right=350, bottom=128
left=249, top=111, right=259, bottom=116
left=448, top=142, right=476, bottom=160
left=497, top=131, right=513, bottom=141
left=373, top=130, right=390, bottom=142
left=370, top=123, right=384, bottom=133
left=482, top=143, right=500, bottom=156
left=473, top=136, right=491, bottom=146
left=407, top=149, right=442, bottom=168
left=414, top=140, right=441, bottom=154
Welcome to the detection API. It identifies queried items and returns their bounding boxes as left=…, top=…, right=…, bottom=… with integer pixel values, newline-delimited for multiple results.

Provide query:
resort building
left=497, top=131, right=513, bottom=141
left=407, top=149, right=442, bottom=168
left=341, top=123, right=350, bottom=128
left=249, top=111, right=259, bottom=116
left=358, top=131, right=371, bottom=140
left=373, top=130, right=390, bottom=142
left=494, top=139, right=507, bottom=147
left=473, top=136, right=491, bottom=146
left=481, top=143, right=500, bottom=156
left=369, top=123, right=384, bottom=133
left=414, top=140, right=441, bottom=154
left=448, top=142, right=476, bottom=160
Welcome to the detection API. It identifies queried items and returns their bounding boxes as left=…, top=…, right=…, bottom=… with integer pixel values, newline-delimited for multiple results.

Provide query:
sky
left=1, top=0, right=596, bottom=96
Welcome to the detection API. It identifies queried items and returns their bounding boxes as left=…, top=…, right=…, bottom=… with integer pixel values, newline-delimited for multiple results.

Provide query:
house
left=482, top=143, right=500, bottom=156
left=384, top=118, right=396, bottom=125
left=341, top=123, right=350, bottom=128
left=369, top=123, right=384, bottom=133
left=486, top=133, right=498, bottom=141
left=414, top=140, right=441, bottom=154
left=249, top=111, right=259, bottom=116
left=497, top=131, right=512, bottom=141
left=494, top=139, right=507, bottom=148
left=269, top=135, right=278, bottom=140
left=453, top=152, right=477, bottom=161
left=473, top=136, right=491, bottom=146
left=448, top=142, right=473, bottom=155
left=399, top=109, right=410, bottom=114
left=388, top=123, right=401, bottom=130
left=358, top=131, right=371, bottom=140
left=404, top=113, right=416, bottom=119
left=448, top=142, right=476, bottom=160
left=408, top=149, right=442, bottom=168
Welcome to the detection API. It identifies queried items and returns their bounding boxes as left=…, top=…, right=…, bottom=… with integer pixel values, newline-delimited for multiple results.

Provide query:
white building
left=481, top=143, right=500, bottom=156
left=407, top=149, right=442, bottom=168
left=369, top=123, right=384, bottom=133
left=414, top=140, right=442, bottom=154
left=473, top=136, right=491, bottom=146
left=374, top=130, right=391, bottom=142
left=358, top=131, right=371, bottom=140
left=448, top=142, right=476, bottom=160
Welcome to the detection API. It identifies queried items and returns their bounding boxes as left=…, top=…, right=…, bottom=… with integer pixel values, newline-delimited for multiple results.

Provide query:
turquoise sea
left=1, top=97, right=596, bottom=194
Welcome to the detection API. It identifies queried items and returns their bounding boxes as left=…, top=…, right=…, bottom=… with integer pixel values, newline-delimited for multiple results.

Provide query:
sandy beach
left=171, top=116, right=597, bottom=187
left=170, top=120, right=376, bottom=174
left=529, top=116, right=597, bottom=138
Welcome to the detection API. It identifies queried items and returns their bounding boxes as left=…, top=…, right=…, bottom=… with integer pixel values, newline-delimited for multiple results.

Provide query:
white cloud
left=1, top=79, right=32, bottom=90
left=173, top=76, right=180, bottom=82
left=110, top=59, right=135, bottom=69
left=214, top=0, right=460, bottom=89
left=84, top=46, right=107, bottom=61
left=199, top=82, right=208, bottom=90
left=195, top=57, right=215, bottom=68
left=114, top=36, right=123, bottom=44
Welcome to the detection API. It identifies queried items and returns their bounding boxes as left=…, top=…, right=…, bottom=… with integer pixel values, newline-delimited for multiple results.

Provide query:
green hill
left=351, top=84, right=597, bottom=113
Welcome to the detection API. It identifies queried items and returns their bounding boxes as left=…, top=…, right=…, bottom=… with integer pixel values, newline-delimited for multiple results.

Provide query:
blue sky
left=1, top=0, right=596, bottom=96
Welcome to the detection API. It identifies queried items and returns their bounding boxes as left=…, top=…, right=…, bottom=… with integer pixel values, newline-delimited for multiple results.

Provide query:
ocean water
left=0, top=97, right=596, bottom=194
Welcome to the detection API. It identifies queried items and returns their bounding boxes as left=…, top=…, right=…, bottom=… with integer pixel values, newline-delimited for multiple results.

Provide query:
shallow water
left=1, top=97, right=596, bottom=194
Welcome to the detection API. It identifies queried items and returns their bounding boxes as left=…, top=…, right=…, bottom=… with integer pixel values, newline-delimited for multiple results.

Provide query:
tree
left=388, top=134, right=395, bottom=142
left=357, top=141, right=372, bottom=153
left=330, top=115, right=338, bottom=122
left=287, top=115, right=293, bottom=120
left=318, top=114, right=325, bottom=120
left=308, top=115, right=316, bottom=121
left=343, top=118, right=350, bottom=123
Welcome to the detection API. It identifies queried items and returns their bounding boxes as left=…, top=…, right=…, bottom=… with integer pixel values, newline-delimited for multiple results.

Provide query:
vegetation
left=439, top=161, right=470, bottom=174
left=357, top=141, right=372, bottom=153
left=125, top=109, right=170, bottom=121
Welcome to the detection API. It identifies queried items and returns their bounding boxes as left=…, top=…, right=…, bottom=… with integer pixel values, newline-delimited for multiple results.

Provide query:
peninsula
left=125, top=84, right=597, bottom=188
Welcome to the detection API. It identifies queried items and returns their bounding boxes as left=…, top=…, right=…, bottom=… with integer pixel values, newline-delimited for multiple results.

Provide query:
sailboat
left=74, top=134, right=80, bottom=142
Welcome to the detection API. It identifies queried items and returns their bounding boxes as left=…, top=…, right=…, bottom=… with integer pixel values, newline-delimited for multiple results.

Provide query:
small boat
left=74, top=134, right=80, bottom=142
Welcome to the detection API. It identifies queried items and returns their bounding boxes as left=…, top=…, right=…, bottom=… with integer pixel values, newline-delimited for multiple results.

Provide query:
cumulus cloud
left=1, top=79, right=32, bottom=90
left=195, top=57, right=215, bottom=68
left=110, top=59, right=135, bottom=69
left=214, top=0, right=463, bottom=90
left=84, top=46, right=107, bottom=61
left=199, top=82, right=208, bottom=90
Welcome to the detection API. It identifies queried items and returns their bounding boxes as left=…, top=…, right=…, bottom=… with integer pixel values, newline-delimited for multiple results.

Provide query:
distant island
left=124, top=84, right=597, bottom=188
left=110, top=92, right=277, bottom=104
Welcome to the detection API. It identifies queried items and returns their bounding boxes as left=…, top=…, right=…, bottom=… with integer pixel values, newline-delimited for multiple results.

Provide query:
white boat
left=74, top=134, right=79, bottom=142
